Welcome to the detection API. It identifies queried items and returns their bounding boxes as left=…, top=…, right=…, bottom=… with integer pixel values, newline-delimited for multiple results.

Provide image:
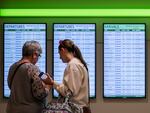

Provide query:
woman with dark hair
left=44, top=39, right=91, bottom=113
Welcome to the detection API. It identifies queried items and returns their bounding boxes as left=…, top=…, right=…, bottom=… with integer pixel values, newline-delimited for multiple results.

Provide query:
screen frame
left=103, top=23, right=146, bottom=99
left=3, top=23, right=47, bottom=98
left=52, top=23, right=96, bottom=99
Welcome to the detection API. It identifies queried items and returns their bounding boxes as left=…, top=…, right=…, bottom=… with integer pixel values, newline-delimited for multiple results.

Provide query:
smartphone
left=39, top=72, right=48, bottom=79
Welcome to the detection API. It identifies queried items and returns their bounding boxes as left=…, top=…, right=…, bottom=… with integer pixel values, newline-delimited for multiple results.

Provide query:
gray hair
left=22, top=40, right=42, bottom=57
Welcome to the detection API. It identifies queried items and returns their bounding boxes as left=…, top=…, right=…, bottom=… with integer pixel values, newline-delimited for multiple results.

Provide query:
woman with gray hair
left=6, top=40, right=51, bottom=113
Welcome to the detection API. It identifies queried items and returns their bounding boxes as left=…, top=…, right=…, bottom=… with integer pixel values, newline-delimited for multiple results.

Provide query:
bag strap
left=10, top=62, right=28, bottom=89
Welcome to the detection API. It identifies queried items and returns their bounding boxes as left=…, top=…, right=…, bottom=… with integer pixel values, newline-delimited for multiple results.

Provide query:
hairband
left=59, top=40, right=64, bottom=47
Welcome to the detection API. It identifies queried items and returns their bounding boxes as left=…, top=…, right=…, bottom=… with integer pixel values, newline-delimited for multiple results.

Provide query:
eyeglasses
left=35, top=52, right=41, bottom=58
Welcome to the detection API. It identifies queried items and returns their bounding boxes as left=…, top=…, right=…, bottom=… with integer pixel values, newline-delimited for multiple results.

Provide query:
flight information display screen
left=104, top=24, right=145, bottom=98
left=4, top=24, right=46, bottom=98
left=53, top=24, right=96, bottom=98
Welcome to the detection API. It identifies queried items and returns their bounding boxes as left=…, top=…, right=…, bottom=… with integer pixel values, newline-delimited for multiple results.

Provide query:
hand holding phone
left=39, top=72, right=48, bottom=79
left=40, top=72, right=54, bottom=85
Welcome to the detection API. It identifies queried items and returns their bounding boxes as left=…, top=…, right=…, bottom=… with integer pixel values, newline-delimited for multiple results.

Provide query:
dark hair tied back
left=58, top=39, right=88, bottom=71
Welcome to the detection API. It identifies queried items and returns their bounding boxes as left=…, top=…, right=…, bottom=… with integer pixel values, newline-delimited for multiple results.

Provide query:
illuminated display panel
left=53, top=23, right=96, bottom=98
left=104, top=24, right=146, bottom=98
left=3, top=24, right=46, bottom=98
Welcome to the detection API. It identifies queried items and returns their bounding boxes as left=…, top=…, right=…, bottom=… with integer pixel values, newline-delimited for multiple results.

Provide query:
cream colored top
left=53, top=58, right=89, bottom=107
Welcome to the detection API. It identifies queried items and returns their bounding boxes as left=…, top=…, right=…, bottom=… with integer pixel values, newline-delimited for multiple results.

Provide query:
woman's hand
left=42, top=73, right=54, bottom=85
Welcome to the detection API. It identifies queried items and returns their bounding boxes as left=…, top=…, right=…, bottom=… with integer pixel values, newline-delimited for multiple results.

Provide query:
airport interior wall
left=0, top=17, right=150, bottom=113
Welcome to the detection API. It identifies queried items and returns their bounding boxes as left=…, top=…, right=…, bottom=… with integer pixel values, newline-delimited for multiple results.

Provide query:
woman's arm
left=29, top=64, right=49, bottom=100
left=53, top=64, right=83, bottom=96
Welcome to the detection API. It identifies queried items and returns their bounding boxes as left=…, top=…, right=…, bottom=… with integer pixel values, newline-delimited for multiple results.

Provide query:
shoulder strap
left=10, top=62, right=28, bottom=89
